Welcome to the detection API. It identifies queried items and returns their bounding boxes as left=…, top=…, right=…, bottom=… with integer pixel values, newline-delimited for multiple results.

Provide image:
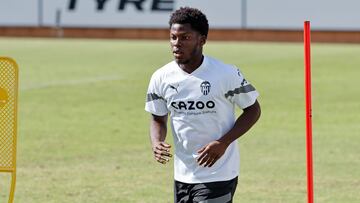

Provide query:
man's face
left=170, top=23, right=206, bottom=64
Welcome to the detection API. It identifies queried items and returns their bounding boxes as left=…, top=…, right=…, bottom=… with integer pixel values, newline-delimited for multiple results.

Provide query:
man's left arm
left=197, top=100, right=261, bottom=167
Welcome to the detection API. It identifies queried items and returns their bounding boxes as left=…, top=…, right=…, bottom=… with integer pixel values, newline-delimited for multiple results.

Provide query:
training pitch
left=0, top=38, right=359, bottom=203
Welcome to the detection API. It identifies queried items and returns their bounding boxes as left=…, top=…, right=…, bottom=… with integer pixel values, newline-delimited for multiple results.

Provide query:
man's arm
left=150, top=114, right=172, bottom=164
left=197, top=100, right=261, bottom=167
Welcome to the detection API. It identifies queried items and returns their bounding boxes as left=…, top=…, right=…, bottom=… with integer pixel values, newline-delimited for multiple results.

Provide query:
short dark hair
left=169, top=7, right=209, bottom=37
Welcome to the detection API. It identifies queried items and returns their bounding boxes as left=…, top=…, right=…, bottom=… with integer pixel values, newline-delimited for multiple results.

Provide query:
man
left=145, top=7, right=261, bottom=203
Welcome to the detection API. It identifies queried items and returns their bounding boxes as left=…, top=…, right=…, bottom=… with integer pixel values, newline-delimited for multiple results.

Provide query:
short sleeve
left=145, top=72, right=168, bottom=116
left=224, top=67, right=259, bottom=109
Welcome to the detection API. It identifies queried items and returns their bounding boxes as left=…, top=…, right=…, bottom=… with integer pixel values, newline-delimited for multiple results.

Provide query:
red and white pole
left=304, top=21, right=314, bottom=203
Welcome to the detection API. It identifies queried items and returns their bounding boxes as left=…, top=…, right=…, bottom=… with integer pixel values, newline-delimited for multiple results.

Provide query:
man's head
left=169, top=7, right=209, bottom=65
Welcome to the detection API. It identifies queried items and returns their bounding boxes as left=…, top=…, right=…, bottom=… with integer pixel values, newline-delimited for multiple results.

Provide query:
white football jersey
left=145, top=56, right=259, bottom=183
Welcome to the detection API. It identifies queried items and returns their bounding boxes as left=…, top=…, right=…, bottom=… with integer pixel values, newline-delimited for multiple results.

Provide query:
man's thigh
left=174, top=180, right=192, bottom=203
left=174, top=177, right=238, bottom=203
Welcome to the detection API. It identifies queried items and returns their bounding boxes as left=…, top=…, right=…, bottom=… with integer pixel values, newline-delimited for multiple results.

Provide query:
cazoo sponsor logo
left=171, top=100, right=215, bottom=110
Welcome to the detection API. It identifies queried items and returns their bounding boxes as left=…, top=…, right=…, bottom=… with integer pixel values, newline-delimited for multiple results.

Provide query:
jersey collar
left=175, top=55, right=208, bottom=76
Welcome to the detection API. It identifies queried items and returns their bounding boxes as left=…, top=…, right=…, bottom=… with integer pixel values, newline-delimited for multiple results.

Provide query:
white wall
left=0, top=0, right=360, bottom=30
left=0, top=0, right=39, bottom=26
left=247, top=0, right=360, bottom=30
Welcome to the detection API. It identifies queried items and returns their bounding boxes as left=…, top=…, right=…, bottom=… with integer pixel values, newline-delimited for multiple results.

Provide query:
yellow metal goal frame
left=0, top=57, right=18, bottom=203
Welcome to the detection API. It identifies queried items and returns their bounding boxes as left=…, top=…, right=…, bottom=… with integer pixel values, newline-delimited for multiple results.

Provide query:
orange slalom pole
left=304, top=21, right=314, bottom=203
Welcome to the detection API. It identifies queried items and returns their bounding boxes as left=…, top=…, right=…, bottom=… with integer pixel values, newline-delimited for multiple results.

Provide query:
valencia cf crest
left=200, top=81, right=211, bottom=95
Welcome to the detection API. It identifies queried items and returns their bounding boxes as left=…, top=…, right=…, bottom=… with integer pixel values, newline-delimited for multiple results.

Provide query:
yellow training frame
left=0, top=57, right=18, bottom=203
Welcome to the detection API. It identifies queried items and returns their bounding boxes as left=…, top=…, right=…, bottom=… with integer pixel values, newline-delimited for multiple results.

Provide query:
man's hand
left=196, top=100, right=261, bottom=167
left=197, top=141, right=228, bottom=167
left=152, top=142, right=172, bottom=164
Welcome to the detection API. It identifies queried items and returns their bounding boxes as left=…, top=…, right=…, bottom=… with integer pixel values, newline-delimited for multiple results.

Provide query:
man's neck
left=179, top=55, right=204, bottom=74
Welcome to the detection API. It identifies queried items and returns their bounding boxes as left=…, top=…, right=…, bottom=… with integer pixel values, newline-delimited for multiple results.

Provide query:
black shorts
left=174, top=177, right=238, bottom=203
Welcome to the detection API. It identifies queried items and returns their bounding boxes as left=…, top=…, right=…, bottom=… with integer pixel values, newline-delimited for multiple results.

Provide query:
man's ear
left=200, top=35, right=207, bottom=46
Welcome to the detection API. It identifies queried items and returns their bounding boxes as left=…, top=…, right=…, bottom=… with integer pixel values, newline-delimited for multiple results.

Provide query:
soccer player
left=145, top=7, right=261, bottom=203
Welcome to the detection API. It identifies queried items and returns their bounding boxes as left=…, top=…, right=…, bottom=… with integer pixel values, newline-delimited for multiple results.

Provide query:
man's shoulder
left=150, top=60, right=177, bottom=80
left=205, top=56, right=239, bottom=75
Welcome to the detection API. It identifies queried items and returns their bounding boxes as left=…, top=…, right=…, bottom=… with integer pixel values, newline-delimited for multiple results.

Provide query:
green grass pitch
left=0, top=37, right=359, bottom=202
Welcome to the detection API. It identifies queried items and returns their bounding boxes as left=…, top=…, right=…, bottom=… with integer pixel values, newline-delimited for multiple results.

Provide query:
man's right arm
left=150, top=114, right=172, bottom=164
